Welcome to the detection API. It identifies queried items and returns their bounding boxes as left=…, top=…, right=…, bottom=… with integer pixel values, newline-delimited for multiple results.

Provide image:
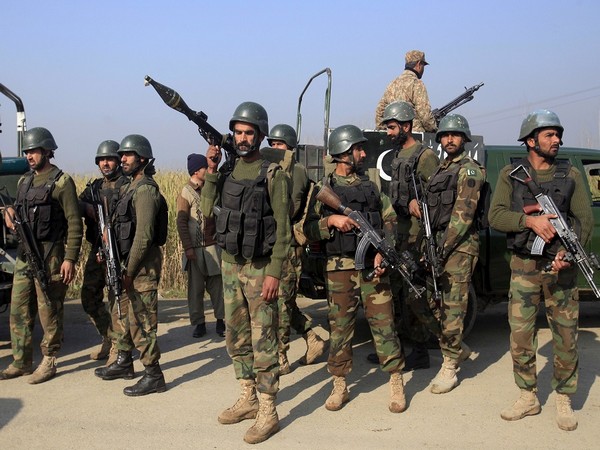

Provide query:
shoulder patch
left=466, top=168, right=477, bottom=177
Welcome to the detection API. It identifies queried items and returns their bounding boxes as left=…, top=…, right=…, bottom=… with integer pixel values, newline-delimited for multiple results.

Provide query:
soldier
left=0, top=127, right=82, bottom=383
left=110, top=134, right=167, bottom=396
left=303, top=124, right=407, bottom=414
left=489, top=110, right=593, bottom=431
left=265, top=124, right=327, bottom=375
left=375, top=50, right=437, bottom=133
left=78, top=140, right=129, bottom=361
left=201, top=102, right=291, bottom=444
left=176, top=153, right=225, bottom=339
left=423, top=114, right=484, bottom=394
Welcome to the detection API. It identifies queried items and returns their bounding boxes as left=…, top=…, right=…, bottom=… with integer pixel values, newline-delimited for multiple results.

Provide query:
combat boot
left=95, top=350, right=134, bottom=380
left=0, top=363, right=32, bottom=380
left=500, top=388, right=541, bottom=421
left=218, top=379, right=259, bottom=424
left=403, top=343, right=430, bottom=371
left=28, top=356, right=57, bottom=384
left=243, top=393, right=280, bottom=444
left=430, top=356, right=458, bottom=394
left=389, top=372, right=407, bottom=413
left=555, top=393, right=578, bottom=431
left=123, top=362, right=166, bottom=396
left=325, top=376, right=349, bottom=411
left=457, top=342, right=472, bottom=364
left=278, top=351, right=291, bottom=376
left=299, top=329, right=326, bottom=365
left=90, top=336, right=112, bottom=360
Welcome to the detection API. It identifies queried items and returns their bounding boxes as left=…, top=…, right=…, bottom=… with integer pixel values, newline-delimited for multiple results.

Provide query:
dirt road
left=1, top=297, right=599, bottom=449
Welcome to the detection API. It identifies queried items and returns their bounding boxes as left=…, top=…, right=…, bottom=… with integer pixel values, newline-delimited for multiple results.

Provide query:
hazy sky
left=1, top=0, right=600, bottom=174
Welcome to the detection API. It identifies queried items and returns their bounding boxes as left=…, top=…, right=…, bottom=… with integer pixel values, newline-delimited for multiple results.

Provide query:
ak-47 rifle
left=89, top=183, right=124, bottom=318
left=432, top=82, right=484, bottom=123
left=411, top=175, right=442, bottom=303
left=144, top=75, right=237, bottom=174
left=316, top=183, right=425, bottom=298
left=0, top=192, right=50, bottom=305
left=509, top=164, right=600, bottom=298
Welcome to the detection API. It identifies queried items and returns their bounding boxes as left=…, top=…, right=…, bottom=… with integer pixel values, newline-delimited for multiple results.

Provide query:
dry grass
left=69, top=170, right=189, bottom=299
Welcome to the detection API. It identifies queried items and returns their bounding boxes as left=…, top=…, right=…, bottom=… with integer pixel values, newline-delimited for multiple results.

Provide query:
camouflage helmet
left=381, top=101, right=416, bottom=124
left=328, top=124, right=368, bottom=156
left=436, top=114, right=472, bottom=143
left=95, top=140, right=120, bottom=164
left=267, top=124, right=297, bottom=149
left=22, top=127, right=58, bottom=152
left=518, top=109, right=564, bottom=142
left=229, top=101, right=269, bottom=136
left=118, top=134, right=153, bottom=159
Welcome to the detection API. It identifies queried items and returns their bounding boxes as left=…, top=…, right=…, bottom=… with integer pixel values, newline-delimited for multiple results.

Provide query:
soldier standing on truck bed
left=424, top=115, right=483, bottom=394
left=488, top=110, right=593, bottom=431
left=0, top=127, right=82, bottom=384
left=375, top=50, right=437, bottom=133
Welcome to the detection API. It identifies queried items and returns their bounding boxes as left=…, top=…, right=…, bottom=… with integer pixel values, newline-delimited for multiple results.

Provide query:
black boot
left=123, top=363, right=166, bottom=397
left=95, top=351, right=135, bottom=380
left=403, top=344, right=430, bottom=371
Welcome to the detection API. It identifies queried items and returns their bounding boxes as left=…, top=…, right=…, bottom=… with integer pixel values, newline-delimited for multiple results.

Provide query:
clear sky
left=1, top=0, right=600, bottom=174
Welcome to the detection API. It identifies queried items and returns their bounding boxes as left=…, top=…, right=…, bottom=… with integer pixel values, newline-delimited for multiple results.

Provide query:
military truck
left=0, top=83, right=30, bottom=311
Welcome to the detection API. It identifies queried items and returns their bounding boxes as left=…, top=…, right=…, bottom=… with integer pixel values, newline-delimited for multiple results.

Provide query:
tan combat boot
left=0, top=363, right=33, bottom=380
left=243, top=393, right=280, bottom=444
left=218, top=379, right=259, bottom=424
left=299, top=329, right=326, bottom=365
left=90, top=337, right=112, bottom=360
left=278, top=351, right=291, bottom=376
left=500, top=388, right=541, bottom=421
left=28, top=356, right=57, bottom=384
left=457, top=342, right=472, bottom=364
left=430, top=356, right=458, bottom=394
left=389, top=372, right=407, bottom=413
left=325, top=376, right=349, bottom=411
left=555, top=393, right=578, bottom=431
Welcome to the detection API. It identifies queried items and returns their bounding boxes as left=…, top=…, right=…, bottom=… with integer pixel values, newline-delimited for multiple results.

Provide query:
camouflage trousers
left=108, top=290, right=136, bottom=352
left=222, top=259, right=279, bottom=395
left=80, top=249, right=112, bottom=337
left=277, top=245, right=312, bottom=352
left=326, top=269, right=404, bottom=377
left=8, top=250, right=68, bottom=369
left=439, top=251, right=477, bottom=360
left=508, top=254, right=579, bottom=394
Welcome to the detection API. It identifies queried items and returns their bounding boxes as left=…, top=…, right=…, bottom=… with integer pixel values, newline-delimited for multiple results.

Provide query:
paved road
left=1, top=296, right=599, bottom=449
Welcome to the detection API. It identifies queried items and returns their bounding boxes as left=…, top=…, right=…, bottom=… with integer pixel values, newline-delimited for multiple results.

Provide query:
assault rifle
left=89, top=184, right=124, bottom=318
left=509, top=164, right=600, bottom=298
left=411, top=175, right=442, bottom=303
left=316, top=183, right=425, bottom=298
left=432, top=82, right=484, bottom=122
left=144, top=75, right=237, bottom=174
left=0, top=192, right=50, bottom=305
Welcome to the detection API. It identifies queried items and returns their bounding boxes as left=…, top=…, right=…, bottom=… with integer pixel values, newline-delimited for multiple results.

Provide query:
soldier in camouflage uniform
left=201, top=103, right=291, bottom=444
left=264, top=124, right=327, bottom=375
left=0, top=127, right=82, bottom=384
left=304, top=124, right=407, bottom=414
left=424, top=114, right=485, bottom=394
left=375, top=50, right=437, bottom=133
left=489, top=110, right=593, bottom=431
left=79, top=140, right=130, bottom=362
left=110, top=134, right=166, bottom=396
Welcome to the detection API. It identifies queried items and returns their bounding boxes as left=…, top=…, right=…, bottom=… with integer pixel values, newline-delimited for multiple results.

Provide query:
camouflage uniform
left=304, top=172, right=404, bottom=376
left=489, top=163, right=593, bottom=393
left=375, top=70, right=436, bottom=133
left=426, top=152, right=485, bottom=360
left=200, top=157, right=291, bottom=395
left=7, top=165, right=82, bottom=371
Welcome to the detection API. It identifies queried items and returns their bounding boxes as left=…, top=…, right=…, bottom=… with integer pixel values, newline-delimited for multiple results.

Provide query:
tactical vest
left=389, top=143, right=427, bottom=217
left=215, top=160, right=277, bottom=259
left=85, top=175, right=129, bottom=245
left=426, top=160, right=462, bottom=232
left=16, top=167, right=66, bottom=242
left=507, top=159, right=574, bottom=257
left=322, top=174, right=383, bottom=257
